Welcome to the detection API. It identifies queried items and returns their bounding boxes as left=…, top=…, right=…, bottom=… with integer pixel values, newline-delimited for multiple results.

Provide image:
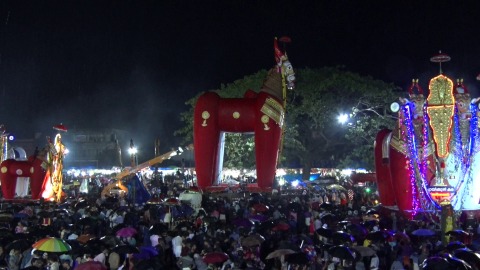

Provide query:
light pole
left=128, top=139, right=137, bottom=167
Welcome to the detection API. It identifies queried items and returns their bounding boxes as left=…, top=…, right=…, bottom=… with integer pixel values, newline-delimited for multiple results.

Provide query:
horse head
left=281, top=58, right=295, bottom=90
left=261, top=38, right=295, bottom=102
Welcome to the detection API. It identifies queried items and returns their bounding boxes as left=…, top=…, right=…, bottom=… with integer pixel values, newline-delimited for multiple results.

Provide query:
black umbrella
left=288, top=202, right=302, bottom=212
left=347, top=224, right=368, bottom=239
left=5, top=238, right=33, bottom=251
left=175, top=221, right=192, bottom=230
left=28, top=226, right=55, bottom=238
left=316, top=228, right=333, bottom=238
left=37, top=211, right=53, bottom=218
left=454, top=248, right=480, bottom=269
left=112, top=244, right=140, bottom=254
left=331, top=231, right=354, bottom=245
left=446, top=230, right=470, bottom=237
left=443, top=254, right=472, bottom=270
left=366, top=231, right=389, bottom=242
left=420, top=256, right=457, bottom=270
left=285, top=252, right=310, bottom=265
left=0, top=228, right=14, bottom=239
left=362, top=220, right=378, bottom=229
left=20, top=266, right=42, bottom=270
left=320, top=213, right=336, bottom=223
left=100, top=235, right=122, bottom=248
left=337, top=220, right=351, bottom=227
left=135, top=257, right=164, bottom=270
left=85, top=238, right=105, bottom=249
left=74, top=200, right=89, bottom=209
left=67, top=239, right=97, bottom=256
left=446, top=241, right=466, bottom=252
left=53, top=209, right=70, bottom=216
left=111, top=223, right=127, bottom=234
left=149, top=223, right=168, bottom=235
left=257, top=220, right=276, bottom=233
left=105, top=197, right=119, bottom=203
left=77, top=217, right=96, bottom=226
left=328, top=245, right=357, bottom=261
left=320, top=202, right=333, bottom=210
left=277, top=240, right=301, bottom=252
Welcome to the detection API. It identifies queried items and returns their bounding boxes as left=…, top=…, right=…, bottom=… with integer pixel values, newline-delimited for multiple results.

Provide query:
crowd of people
left=0, top=179, right=479, bottom=270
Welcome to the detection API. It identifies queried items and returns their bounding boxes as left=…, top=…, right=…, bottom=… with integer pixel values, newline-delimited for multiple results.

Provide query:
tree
left=175, top=66, right=400, bottom=174
left=286, top=67, right=399, bottom=179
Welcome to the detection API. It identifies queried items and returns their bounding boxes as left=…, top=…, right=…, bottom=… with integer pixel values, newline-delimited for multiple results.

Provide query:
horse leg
left=0, top=160, right=17, bottom=199
left=194, top=92, right=221, bottom=189
left=0, top=160, right=33, bottom=199
left=255, top=94, right=283, bottom=190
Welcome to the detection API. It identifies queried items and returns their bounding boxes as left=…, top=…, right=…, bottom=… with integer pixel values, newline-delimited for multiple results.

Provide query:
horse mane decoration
left=193, top=37, right=295, bottom=191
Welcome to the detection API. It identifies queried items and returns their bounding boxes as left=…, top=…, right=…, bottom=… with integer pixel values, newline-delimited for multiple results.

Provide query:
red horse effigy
left=0, top=148, right=48, bottom=200
left=194, top=38, right=295, bottom=190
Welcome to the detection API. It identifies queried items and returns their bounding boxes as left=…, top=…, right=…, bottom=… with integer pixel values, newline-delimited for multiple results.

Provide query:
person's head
left=61, top=260, right=71, bottom=269
left=83, top=253, right=92, bottom=260
left=48, top=254, right=59, bottom=263
left=32, top=258, right=45, bottom=267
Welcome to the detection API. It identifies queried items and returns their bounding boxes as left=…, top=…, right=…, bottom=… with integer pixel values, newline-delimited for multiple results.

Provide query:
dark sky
left=2, top=1, right=480, bottom=154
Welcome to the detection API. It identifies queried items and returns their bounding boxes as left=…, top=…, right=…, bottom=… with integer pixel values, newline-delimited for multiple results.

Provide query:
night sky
left=2, top=1, right=480, bottom=154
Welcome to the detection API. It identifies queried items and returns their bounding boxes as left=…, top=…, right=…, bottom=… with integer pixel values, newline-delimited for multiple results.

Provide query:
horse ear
left=274, top=37, right=284, bottom=65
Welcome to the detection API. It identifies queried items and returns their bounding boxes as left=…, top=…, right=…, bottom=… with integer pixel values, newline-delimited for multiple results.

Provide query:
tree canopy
left=175, top=66, right=400, bottom=174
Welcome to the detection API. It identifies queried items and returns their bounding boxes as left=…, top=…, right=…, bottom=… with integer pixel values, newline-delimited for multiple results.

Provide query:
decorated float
left=193, top=37, right=295, bottom=192
left=0, top=124, right=67, bottom=202
left=375, top=52, right=480, bottom=221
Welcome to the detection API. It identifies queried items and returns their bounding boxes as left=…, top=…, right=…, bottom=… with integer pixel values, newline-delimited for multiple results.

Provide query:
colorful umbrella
left=32, top=237, right=72, bottom=253
left=203, top=252, right=229, bottom=264
left=116, top=227, right=137, bottom=237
